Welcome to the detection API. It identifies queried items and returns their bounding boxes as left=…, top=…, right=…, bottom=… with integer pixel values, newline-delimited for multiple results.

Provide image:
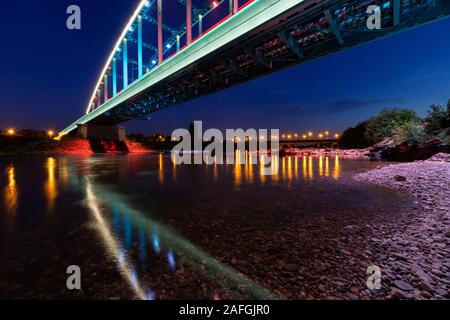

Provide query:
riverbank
left=0, top=137, right=153, bottom=155
left=281, top=147, right=370, bottom=159
left=353, top=153, right=450, bottom=299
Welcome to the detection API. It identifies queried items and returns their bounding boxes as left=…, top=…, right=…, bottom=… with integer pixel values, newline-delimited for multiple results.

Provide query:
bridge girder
left=60, top=0, right=450, bottom=136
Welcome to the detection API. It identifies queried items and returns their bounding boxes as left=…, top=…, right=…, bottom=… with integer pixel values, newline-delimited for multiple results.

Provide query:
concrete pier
left=76, top=124, right=126, bottom=142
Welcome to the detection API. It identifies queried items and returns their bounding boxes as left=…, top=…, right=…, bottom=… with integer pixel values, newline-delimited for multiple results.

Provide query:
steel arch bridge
left=59, top=0, right=450, bottom=138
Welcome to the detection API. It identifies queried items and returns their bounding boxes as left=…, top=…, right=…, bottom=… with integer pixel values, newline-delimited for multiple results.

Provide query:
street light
left=334, top=133, right=340, bottom=139
left=302, top=134, right=307, bottom=140
left=7, top=128, right=15, bottom=136
left=325, top=131, right=329, bottom=138
left=318, top=133, right=323, bottom=139
left=48, top=130, right=55, bottom=138
left=308, top=132, right=313, bottom=139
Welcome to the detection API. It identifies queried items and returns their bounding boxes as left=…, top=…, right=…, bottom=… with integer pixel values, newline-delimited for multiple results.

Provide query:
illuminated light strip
left=84, top=0, right=150, bottom=114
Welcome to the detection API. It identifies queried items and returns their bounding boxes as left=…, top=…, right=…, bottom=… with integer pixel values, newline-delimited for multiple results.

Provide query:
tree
left=444, top=99, right=450, bottom=129
left=423, top=104, right=447, bottom=135
left=364, top=108, right=421, bottom=144
left=340, top=121, right=371, bottom=149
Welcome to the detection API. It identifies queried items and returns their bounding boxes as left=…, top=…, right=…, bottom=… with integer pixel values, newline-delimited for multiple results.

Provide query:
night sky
left=1, top=0, right=449, bottom=135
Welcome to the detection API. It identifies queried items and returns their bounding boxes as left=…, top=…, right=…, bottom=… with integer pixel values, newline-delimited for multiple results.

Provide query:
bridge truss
left=59, top=0, right=450, bottom=137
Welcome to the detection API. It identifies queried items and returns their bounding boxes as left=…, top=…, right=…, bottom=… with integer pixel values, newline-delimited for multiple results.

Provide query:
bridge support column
left=157, top=0, right=163, bottom=65
left=232, top=0, right=238, bottom=14
left=123, top=39, right=128, bottom=88
left=138, top=15, right=143, bottom=78
left=199, top=14, right=203, bottom=35
left=393, top=0, right=401, bottom=26
left=103, top=75, right=108, bottom=102
left=96, top=89, right=101, bottom=108
left=77, top=124, right=126, bottom=142
left=112, top=58, right=117, bottom=96
left=186, top=0, right=192, bottom=45
left=176, top=35, right=180, bottom=52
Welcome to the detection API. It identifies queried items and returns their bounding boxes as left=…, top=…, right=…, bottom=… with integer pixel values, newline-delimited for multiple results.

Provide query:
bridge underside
left=64, top=0, right=450, bottom=133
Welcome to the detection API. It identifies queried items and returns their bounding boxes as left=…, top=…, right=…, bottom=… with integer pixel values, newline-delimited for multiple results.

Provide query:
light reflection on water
left=0, top=154, right=351, bottom=299
left=84, top=175, right=275, bottom=300
left=44, top=157, right=58, bottom=211
left=4, top=164, right=18, bottom=215
left=2, top=154, right=342, bottom=217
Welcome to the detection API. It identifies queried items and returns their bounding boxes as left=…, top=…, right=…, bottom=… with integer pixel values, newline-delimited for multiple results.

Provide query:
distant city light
left=318, top=133, right=324, bottom=139
left=334, top=133, right=340, bottom=139
left=212, top=1, right=219, bottom=8
left=308, top=132, right=313, bottom=137
left=48, top=130, right=55, bottom=138
left=302, top=134, right=307, bottom=139
left=7, top=128, right=15, bottom=136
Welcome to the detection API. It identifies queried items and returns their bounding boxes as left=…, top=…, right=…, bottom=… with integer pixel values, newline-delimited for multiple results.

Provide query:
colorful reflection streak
left=86, top=181, right=153, bottom=300
left=82, top=171, right=275, bottom=300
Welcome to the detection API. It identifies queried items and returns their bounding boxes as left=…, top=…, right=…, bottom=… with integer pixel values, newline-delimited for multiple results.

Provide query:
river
left=0, top=154, right=413, bottom=299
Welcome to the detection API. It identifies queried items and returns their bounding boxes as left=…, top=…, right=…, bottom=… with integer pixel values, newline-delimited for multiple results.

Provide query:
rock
left=285, top=264, right=298, bottom=272
left=390, top=287, right=408, bottom=299
left=394, top=175, right=407, bottom=182
left=410, top=263, right=432, bottom=284
left=435, top=288, right=448, bottom=297
left=350, top=287, right=359, bottom=295
left=417, top=281, right=434, bottom=293
left=394, top=280, right=414, bottom=291
left=346, top=292, right=359, bottom=300
left=427, top=152, right=450, bottom=163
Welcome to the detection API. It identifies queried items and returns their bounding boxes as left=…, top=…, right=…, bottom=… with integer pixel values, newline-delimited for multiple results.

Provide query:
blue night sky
left=0, top=0, right=449, bottom=135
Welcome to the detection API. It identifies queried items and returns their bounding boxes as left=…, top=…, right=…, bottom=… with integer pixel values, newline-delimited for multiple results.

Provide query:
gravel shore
left=354, top=154, right=450, bottom=299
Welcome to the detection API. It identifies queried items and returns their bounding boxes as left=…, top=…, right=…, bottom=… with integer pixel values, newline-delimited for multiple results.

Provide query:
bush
left=392, top=121, right=427, bottom=146
left=365, top=108, right=421, bottom=144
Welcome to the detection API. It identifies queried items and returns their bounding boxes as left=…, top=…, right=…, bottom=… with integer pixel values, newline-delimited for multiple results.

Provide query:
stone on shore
left=354, top=156, right=450, bottom=300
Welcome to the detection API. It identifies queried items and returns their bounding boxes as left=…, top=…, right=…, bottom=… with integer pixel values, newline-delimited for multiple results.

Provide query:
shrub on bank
left=340, top=100, right=450, bottom=149
left=364, top=108, right=422, bottom=145
left=0, top=135, right=58, bottom=154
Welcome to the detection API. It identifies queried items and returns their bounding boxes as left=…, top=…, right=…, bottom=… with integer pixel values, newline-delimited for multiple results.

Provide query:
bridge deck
left=59, top=0, right=450, bottom=137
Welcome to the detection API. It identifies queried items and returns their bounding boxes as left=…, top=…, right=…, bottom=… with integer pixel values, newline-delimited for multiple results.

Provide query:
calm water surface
left=0, top=154, right=411, bottom=299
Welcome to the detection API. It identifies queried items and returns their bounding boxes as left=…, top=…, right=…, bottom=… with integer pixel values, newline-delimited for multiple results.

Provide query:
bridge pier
left=76, top=124, right=126, bottom=142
